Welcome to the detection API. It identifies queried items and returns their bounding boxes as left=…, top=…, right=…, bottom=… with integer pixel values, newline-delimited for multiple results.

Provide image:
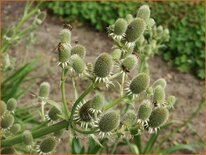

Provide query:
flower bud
left=1, top=114, right=14, bottom=129
left=121, top=54, right=138, bottom=72
left=10, top=123, right=21, bottom=134
left=147, top=18, right=155, bottom=27
left=125, top=18, right=146, bottom=42
left=91, top=93, right=104, bottom=110
left=129, top=73, right=150, bottom=94
left=94, top=53, right=113, bottom=78
left=1, top=100, right=7, bottom=115
left=153, top=86, right=165, bottom=105
left=122, top=110, right=137, bottom=127
left=79, top=101, right=93, bottom=122
left=1, top=147, right=15, bottom=154
left=146, top=86, right=153, bottom=96
left=148, top=107, right=169, bottom=128
left=39, top=137, right=56, bottom=153
left=114, top=18, right=127, bottom=36
left=22, top=130, right=33, bottom=145
left=156, top=25, right=163, bottom=35
left=59, top=29, right=71, bottom=43
left=39, top=82, right=50, bottom=98
left=153, top=78, right=167, bottom=88
left=70, top=54, right=85, bottom=74
left=71, top=44, right=86, bottom=59
left=166, top=96, right=176, bottom=109
left=99, top=111, right=120, bottom=132
left=7, top=98, right=17, bottom=111
left=137, top=5, right=150, bottom=20
left=111, top=49, right=122, bottom=60
left=138, top=100, right=152, bottom=121
left=58, top=43, right=71, bottom=63
left=126, top=14, right=134, bottom=24
left=48, top=107, right=60, bottom=121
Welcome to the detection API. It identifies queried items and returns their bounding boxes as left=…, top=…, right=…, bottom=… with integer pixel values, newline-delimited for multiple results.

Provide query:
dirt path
left=2, top=3, right=205, bottom=153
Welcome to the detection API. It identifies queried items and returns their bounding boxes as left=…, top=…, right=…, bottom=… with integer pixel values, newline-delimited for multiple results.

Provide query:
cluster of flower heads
left=1, top=5, right=176, bottom=154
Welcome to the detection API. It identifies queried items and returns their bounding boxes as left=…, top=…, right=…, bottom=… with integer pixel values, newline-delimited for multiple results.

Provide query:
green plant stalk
left=104, top=95, right=126, bottom=110
left=2, top=120, right=69, bottom=147
left=72, top=77, right=78, bottom=100
left=61, top=68, right=70, bottom=120
left=154, top=100, right=205, bottom=153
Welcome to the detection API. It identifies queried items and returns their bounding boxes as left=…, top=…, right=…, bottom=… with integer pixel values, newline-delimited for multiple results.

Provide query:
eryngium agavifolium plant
left=1, top=5, right=176, bottom=154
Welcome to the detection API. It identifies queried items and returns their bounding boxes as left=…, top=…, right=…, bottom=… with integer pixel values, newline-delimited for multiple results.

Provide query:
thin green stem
left=2, top=121, right=69, bottom=147
left=61, top=68, right=69, bottom=120
left=40, top=101, right=46, bottom=121
left=120, top=73, right=125, bottom=96
left=72, top=77, right=78, bottom=100
left=104, top=95, right=126, bottom=110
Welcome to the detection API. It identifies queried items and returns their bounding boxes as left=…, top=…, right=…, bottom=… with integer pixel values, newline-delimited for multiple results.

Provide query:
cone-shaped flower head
left=10, top=123, right=21, bottom=134
left=126, top=14, right=134, bottom=24
left=58, top=43, right=71, bottom=63
left=153, top=78, right=167, bottom=88
left=22, top=130, right=33, bottom=145
left=71, top=44, right=86, bottom=59
left=148, top=107, right=169, bottom=128
left=39, top=137, right=56, bottom=154
left=94, top=53, right=113, bottom=78
left=122, top=110, right=137, bottom=128
left=59, top=29, right=71, bottom=44
left=129, top=73, right=150, bottom=94
left=114, top=18, right=127, bottom=36
left=98, top=111, right=120, bottom=132
left=1, top=113, right=14, bottom=129
left=137, top=5, right=150, bottom=20
left=121, top=54, right=138, bottom=72
left=39, top=82, right=50, bottom=98
left=91, top=93, right=104, bottom=110
left=138, top=100, right=152, bottom=121
left=153, top=86, right=165, bottom=105
left=48, top=107, right=60, bottom=121
left=1, top=147, right=15, bottom=154
left=111, top=49, right=122, bottom=60
left=7, top=98, right=17, bottom=111
left=166, top=96, right=176, bottom=109
left=70, top=54, right=85, bottom=74
left=1, top=100, right=7, bottom=115
left=125, top=18, right=146, bottom=42
left=79, top=101, right=93, bottom=122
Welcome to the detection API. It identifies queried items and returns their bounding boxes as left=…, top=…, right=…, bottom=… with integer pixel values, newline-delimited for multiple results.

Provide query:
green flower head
left=71, top=44, right=86, bottom=59
left=114, top=18, right=127, bottom=36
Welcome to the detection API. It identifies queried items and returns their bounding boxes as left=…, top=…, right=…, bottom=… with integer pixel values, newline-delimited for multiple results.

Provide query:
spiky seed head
left=79, top=101, right=92, bottom=122
left=148, top=107, right=169, bottom=128
left=1, top=147, right=15, bottom=154
left=111, top=49, right=122, bottom=60
left=70, top=54, right=85, bottom=74
left=113, top=18, right=127, bottom=36
left=166, top=96, right=176, bottom=109
left=1, top=114, right=14, bottom=129
left=138, top=100, right=152, bottom=121
left=157, top=25, right=163, bottom=35
left=147, top=18, right=155, bottom=27
left=122, top=110, right=137, bottom=127
left=137, top=5, right=150, bottom=20
left=121, top=55, right=138, bottom=72
left=10, top=123, right=21, bottom=134
left=7, top=98, right=17, bottom=111
left=94, top=53, right=113, bottom=78
left=129, top=73, right=150, bottom=94
left=153, top=78, right=167, bottom=88
left=91, top=93, right=104, bottom=110
left=71, top=44, right=86, bottom=59
left=39, top=82, right=50, bottom=98
left=125, top=18, right=146, bottom=42
left=1, top=100, right=7, bottom=114
left=126, top=14, right=134, bottom=24
left=98, top=111, right=120, bottom=132
left=22, top=130, right=33, bottom=145
left=58, top=43, right=70, bottom=63
left=153, top=86, right=165, bottom=104
left=146, top=86, right=153, bottom=96
left=53, top=129, right=64, bottom=138
left=39, top=137, right=56, bottom=153
left=59, top=29, right=71, bottom=43
left=48, top=107, right=60, bottom=121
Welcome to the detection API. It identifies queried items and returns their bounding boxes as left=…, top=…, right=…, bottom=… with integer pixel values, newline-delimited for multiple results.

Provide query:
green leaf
left=71, top=138, right=85, bottom=154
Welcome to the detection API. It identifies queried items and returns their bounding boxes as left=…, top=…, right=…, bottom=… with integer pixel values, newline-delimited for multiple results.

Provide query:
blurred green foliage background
left=42, top=1, right=205, bottom=79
